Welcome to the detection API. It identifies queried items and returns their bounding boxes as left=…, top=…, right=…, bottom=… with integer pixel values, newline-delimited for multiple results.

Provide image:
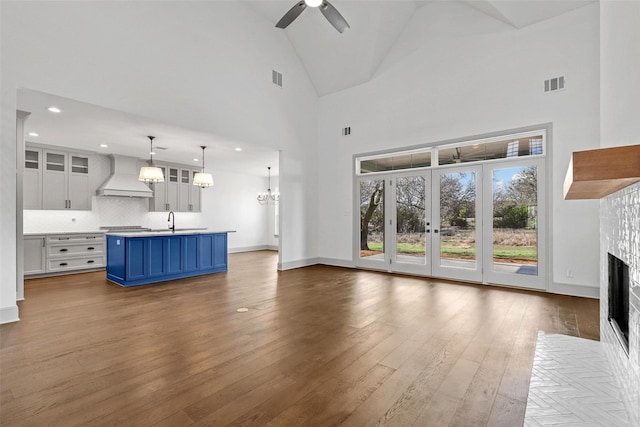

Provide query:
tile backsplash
left=600, top=182, right=640, bottom=426
left=24, top=196, right=204, bottom=233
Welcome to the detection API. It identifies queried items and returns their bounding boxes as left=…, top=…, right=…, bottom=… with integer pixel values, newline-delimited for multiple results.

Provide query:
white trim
left=0, top=305, right=20, bottom=324
left=548, top=282, right=599, bottom=299
left=317, top=257, right=355, bottom=268
left=278, top=258, right=319, bottom=271
left=229, top=245, right=278, bottom=253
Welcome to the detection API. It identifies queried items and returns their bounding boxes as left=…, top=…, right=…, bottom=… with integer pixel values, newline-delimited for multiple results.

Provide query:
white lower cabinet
left=24, top=233, right=105, bottom=277
left=24, top=236, right=46, bottom=275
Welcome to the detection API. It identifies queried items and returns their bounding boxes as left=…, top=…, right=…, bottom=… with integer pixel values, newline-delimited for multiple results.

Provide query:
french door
left=356, top=158, right=545, bottom=290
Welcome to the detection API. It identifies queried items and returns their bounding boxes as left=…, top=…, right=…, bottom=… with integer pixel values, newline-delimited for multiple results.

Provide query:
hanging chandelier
left=138, top=136, right=165, bottom=182
left=192, top=146, right=214, bottom=188
left=257, top=166, right=279, bottom=205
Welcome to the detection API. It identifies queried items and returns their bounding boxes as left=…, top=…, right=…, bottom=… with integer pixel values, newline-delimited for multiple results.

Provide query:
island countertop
left=106, top=229, right=236, bottom=238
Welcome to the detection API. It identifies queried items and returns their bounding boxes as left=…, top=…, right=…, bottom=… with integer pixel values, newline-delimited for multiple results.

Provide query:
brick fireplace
left=600, top=182, right=640, bottom=425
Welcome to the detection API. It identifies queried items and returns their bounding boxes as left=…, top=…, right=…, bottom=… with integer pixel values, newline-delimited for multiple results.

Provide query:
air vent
left=343, top=127, right=351, bottom=136
left=272, top=70, right=283, bottom=87
left=544, top=76, right=565, bottom=93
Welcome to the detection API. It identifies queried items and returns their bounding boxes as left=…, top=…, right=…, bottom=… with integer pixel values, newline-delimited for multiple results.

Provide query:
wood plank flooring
left=0, top=251, right=599, bottom=426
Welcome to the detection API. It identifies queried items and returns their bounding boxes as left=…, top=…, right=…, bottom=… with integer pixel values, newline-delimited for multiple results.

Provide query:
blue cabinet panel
left=199, top=234, right=214, bottom=270
left=126, top=238, right=147, bottom=279
left=106, top=236, right=125, bottom=281
left=184, top=235, right=198, bottom=272
left=167, top=237, right=183, bottom=274
left=106, top=232, right=228, bottom=287
left=148, top=238, right=166, bottom=277
left=213, top=234, right=227, bottom=269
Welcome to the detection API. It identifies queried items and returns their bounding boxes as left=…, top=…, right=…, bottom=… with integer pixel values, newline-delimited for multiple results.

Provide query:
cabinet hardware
left=87, top=247, right=95, bottom=250
left=60, top=262, right=68, bottom=266
left=42, top=238, right=45, bottom=247
left=87, top=260, right=95, bottom=264
left=86, top=236, right=96, bottom=239
left=434, top=229, right=439, bottom=234
left=68, top=200, right=71, bottom=209
left=59, top=237, right=70, bottom=240
left=59, top=248, right=68, bottom=252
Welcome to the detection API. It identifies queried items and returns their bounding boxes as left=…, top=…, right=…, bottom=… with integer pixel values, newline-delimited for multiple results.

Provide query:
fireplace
left=608, top=253, right=629, bottom=354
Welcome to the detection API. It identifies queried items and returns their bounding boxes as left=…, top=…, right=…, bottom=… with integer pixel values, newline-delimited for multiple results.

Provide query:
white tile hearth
left=524, top=331, right=631, bottom=427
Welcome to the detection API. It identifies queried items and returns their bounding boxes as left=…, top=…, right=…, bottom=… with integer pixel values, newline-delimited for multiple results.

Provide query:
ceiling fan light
left=305, top=0, right=322, bottom=8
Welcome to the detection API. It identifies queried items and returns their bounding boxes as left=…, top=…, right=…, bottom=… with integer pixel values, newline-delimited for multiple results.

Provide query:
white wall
left=599, top=1, right=640, bottom=424
left=316, top=1, right=601, bottom=294
left=1, top=1, right=318, bottom=322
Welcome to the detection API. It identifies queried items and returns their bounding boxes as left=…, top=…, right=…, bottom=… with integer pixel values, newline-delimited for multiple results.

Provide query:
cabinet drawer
left=47, top=256, right=104, bottom=272
left=47, top=243, right=104, bottom=258
left=47, top=234, right=104, bottom=243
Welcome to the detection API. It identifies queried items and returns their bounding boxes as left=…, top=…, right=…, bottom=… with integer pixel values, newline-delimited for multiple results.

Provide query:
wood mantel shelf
left=563, top=145, right=640, bottom=199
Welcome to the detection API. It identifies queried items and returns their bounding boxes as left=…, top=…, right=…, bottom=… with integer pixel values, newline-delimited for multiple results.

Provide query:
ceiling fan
left=276, top=0, right=350, bottom=33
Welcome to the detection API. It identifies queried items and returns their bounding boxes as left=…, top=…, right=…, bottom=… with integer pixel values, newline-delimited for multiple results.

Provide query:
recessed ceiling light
left=235, top=148, right=242, bottom=152
left=193, top=158, right=199, bottom=162
left=28, top=132, right=39, bottom=137
left=149, top=151, right=156, bottom=155
left=47, top=106, right=62, bottom=113
left=99, top=144, right=108, bottom=148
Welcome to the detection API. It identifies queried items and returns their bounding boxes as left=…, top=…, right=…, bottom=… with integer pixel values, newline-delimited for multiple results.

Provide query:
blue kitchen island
left=106, top=230, right=232, bottom=287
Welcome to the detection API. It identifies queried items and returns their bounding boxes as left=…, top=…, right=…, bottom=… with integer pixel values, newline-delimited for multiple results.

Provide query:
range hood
left=96, top=155, right=154, bottom=198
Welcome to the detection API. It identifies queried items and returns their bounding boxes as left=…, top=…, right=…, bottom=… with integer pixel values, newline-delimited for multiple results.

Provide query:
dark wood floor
left=1, top=251, right=599, bottom=426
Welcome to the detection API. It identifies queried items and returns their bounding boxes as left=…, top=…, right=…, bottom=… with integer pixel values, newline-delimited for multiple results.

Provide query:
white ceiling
left=249, top=0, right=595, bottom=96
left=18, top=89, right=279, bottom=177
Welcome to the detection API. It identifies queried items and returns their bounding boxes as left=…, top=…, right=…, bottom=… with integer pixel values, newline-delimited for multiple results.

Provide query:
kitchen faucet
left=168, top=210, right=175, bottom=233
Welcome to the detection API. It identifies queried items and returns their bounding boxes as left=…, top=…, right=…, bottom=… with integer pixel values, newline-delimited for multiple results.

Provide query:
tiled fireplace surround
left=600, top=182, right=640, bottom=425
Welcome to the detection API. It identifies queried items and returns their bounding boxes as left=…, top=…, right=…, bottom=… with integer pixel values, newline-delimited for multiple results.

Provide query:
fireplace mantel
left=563, top=145, right=640, bottom=200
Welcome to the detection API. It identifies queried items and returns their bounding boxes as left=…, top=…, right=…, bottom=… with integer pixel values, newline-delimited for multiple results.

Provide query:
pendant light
left=192, top=146, right=214, bottom=188
left=257, top=166, right=279, bottom=205
left=138, top=136, right=165, bottom=182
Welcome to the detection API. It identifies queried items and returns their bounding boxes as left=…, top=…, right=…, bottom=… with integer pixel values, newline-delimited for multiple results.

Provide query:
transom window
left=357, top=130, right=546, bottom=175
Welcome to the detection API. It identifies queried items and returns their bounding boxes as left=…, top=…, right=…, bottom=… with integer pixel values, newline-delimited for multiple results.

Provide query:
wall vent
left=343, top=127, right=351, bottom=136
left=272, top=70, right=283, bottom=87
left=544, top=76, right=565, bottom=93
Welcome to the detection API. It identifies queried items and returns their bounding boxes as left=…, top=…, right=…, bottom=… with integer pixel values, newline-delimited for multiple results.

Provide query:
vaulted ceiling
left=249, top=0, right=595, bottom=96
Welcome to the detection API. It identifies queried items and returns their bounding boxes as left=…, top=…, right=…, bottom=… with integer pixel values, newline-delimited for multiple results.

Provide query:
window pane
left=360, top=151, right=431, bottom=174
left=360, top=180, right=385, bottom=259
left=439, top=171, right=476, bottom=268
left=492, top=166, right=538, bottom=275
left=438, top=134, right=544, bottom=165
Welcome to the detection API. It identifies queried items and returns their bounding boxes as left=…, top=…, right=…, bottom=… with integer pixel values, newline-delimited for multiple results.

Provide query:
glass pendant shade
left=139, top=135, right=165, bottom=183
left=193, top=146, right=213, bottom=188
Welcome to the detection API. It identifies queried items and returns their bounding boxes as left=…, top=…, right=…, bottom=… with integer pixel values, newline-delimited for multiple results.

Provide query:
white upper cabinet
left=24, top=148, right=43, bottom=209
left=150, top=162, right=200, bottom=212
left=25, top=145, right=93, bottom=211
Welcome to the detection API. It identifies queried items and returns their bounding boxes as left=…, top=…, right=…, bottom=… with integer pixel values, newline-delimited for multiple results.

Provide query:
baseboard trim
left=549, top=282, right=600, bottom=299
left=0, top=305, right=20, bottom=324
left=317, top=257, right=355, bottom=269
left=278, top=257, right=319, bottom=271
left=229, top=245, right=278, bottom=254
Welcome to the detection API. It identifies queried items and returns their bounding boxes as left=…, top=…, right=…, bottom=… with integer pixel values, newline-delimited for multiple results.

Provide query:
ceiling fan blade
left=276, top=1, right=307, bottom=29
left=320, top=1, right=350, bottom=33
